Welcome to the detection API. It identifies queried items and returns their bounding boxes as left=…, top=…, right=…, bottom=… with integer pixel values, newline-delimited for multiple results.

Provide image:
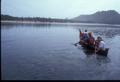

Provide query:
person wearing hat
left=95, top=36, right=105, bottom=52
left=82, top=29, right=89, bottom=44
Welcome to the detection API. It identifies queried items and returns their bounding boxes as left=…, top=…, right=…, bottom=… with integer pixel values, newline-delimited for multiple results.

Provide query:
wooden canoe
left=79, top=41, right=109, bottom=56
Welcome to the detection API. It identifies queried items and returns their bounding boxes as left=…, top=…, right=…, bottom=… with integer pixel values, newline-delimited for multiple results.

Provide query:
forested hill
left=73, top=10, right=120, bottom=24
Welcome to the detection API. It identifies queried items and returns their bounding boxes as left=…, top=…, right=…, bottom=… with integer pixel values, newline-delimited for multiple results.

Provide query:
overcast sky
left=1, top=0, right=120, bottom=18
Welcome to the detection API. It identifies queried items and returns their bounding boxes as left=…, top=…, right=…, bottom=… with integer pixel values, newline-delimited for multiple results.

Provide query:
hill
left=73, top=10, right=120, bottom=24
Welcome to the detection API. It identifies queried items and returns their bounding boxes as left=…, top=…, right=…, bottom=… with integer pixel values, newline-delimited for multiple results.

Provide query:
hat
left=97, top=36, right=103, bottom=41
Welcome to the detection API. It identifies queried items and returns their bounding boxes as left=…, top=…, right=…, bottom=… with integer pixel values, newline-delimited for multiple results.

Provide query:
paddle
left=74, top=42, right=79, bottom=46
left=95, top=46, right=97, bottom=55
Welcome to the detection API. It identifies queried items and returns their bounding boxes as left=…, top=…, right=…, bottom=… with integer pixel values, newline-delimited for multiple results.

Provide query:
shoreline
left=1, top=20, right=120, bottom=27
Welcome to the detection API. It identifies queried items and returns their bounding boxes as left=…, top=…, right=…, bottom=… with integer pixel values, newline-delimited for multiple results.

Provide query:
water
left=1, top=23, right=120, bottom=80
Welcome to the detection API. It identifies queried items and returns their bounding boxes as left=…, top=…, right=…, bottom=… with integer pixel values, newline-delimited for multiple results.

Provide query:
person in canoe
left=79, top=29, right=83, bottom=44
left=75, top=30, right=109, bottom=56
left=80, top=29, right=89, bottom=45
left=79, top=29, right=83, bottom=41
left=88, top=32, right=95, bottom=48
left=75, top=29, right=95, bottom=47
left=95, top=36, right=106, bottom=52
left=74, top=29, right=84, bottom=46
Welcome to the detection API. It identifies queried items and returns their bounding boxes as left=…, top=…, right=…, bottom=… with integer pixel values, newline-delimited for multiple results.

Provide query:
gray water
left=1, top=23, right=120, bottom=80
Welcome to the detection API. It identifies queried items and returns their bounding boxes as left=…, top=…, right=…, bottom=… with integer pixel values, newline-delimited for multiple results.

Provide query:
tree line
left=1, top=14, right=94, bottom=23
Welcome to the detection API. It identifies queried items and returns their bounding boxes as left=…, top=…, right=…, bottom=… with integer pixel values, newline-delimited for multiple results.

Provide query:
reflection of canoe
left=79, top=41, right=109, bottom=56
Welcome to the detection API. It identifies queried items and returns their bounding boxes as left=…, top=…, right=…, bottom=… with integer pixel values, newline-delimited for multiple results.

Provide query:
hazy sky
left=1, top=0, right=120, bottom=18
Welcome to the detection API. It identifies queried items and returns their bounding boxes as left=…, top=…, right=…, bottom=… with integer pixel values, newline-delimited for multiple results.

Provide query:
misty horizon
left=1, top=0, right=120, bottom=19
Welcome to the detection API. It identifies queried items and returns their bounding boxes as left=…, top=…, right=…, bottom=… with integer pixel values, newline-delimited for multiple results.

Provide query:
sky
left=1, top=0, right=120, bottom=19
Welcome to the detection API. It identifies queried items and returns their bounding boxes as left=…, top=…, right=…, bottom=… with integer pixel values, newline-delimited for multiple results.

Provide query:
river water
left=1, top=23, right=120, bottom=80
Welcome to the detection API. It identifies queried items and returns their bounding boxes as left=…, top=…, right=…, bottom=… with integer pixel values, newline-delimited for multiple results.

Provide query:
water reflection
left=96, top=56, right=111, bottom=65
left=1, top=23, right=51, bottom=29
left=77, top=45, right=111, bottom=65
left=82, top=48, right=94, bottom=55
left=93, top=28, right=120, bottom=38
left=74, top=25, right=120, bottom=38
left=1, top=23, right=120, bottom=80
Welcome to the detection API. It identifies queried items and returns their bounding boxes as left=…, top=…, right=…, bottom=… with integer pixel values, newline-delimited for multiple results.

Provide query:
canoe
left=96, top=48, right=109, bottom=56
left=79, top=41, right=109, bottom=56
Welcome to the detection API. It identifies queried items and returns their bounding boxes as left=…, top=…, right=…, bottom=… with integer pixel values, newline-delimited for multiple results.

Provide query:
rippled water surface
left=1, top=23, right=120, bottom=80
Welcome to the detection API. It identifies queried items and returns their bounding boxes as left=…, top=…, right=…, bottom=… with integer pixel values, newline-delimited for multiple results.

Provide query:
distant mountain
left=73, top=10, right=120, bottom=24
